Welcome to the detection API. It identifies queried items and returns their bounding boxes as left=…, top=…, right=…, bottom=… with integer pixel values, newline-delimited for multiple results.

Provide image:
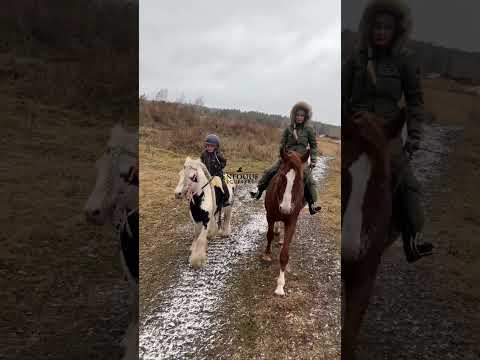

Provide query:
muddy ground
left=140, top=156, right=340, bottom=359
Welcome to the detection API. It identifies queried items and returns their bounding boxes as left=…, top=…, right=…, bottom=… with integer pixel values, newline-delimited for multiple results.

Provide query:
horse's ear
left=280, top=147, right=288, bottom=162
left=383, top=108, right=406, bottom=140
left=300, top=149, right=310, bottom=163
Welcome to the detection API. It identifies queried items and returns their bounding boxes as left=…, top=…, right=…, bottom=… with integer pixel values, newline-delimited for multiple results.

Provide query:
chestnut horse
left=262, top=149, right=310, bottom=296
left=341, top=110, right=406, bottom=359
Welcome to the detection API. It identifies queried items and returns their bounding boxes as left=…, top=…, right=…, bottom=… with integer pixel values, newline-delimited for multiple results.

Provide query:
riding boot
left=249, top=187, right=265, bottom=200
left=250, top=160, right=281, bottom=200
left=304, top=171, right=321, bottom=215
left=403, top=232, right=433, bottom=263
left=304, top=183, right=321, bottom=215
left=395, top=167, right=434, bottom=262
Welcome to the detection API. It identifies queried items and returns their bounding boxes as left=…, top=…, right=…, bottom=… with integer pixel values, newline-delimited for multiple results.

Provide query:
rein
left=185, top=168, right=213, bottom=202
left=201, top=176, right=214, bottom=190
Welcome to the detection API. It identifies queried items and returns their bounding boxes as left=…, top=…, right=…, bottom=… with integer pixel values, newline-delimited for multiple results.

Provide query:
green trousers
left=257, top=160, right=318, bottom=203
left=392, top=159, right=425, bottom=235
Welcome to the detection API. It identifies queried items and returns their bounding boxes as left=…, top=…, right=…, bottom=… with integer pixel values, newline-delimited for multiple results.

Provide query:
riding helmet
left=205, top=133, right=220, bottom=147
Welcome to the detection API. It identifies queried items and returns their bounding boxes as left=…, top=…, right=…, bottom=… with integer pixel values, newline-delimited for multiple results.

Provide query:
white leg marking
left=274, top=270, right=286, bottom=296
left=342, top=154, right=372, bottom=261
left=279, top=169, right=296, bottom=214
left=190, top=230, right=208, bottom=268
left=222, top=206, right=233, bottom=236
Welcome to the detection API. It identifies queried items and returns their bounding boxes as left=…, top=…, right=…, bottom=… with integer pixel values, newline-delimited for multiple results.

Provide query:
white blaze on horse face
left=84, top=154, right=117, bottom=224
left=85, top=124, right=137, bottom=224
left=342, top=153, right=372, bottom=261
left=279, top=169, right=296, bottom=214
left=175, top=169, right=186, bottom=198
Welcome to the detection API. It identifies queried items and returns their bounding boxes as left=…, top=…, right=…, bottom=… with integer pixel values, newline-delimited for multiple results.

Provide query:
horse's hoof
left=261, top=254, right=272, bottom=263
left=274, top=288, right=285, bottom=296
left=189, top=257, right=203, bottom=269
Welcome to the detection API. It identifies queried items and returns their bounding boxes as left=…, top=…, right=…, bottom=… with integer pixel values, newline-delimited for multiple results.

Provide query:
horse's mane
left=184, top=157, right=212, bottom=180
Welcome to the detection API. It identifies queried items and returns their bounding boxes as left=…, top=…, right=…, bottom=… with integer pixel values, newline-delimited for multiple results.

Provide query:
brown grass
left=140, top=99, right=283, bottom=162
left=317, top=137, right=341, bottom=247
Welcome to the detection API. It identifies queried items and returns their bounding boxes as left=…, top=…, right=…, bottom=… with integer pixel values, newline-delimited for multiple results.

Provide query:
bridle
left=106, top=145, right=139, bottom=186
left=106, top=145, right=139, bottom=233
left=184, top=166, right=213, bottom=201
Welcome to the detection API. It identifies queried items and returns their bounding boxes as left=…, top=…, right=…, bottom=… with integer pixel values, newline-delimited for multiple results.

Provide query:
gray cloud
left=140, top=0, right=341, bottom=125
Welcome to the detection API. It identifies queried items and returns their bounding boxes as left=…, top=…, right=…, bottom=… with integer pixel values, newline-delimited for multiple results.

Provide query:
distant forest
left=146, top=92, right=341, bottom=139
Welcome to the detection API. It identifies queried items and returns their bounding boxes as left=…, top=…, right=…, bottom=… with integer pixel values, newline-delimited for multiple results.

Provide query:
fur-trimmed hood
left=290, top=101, right=312, bottom=126
left=358, top=0, right=412, bottom=55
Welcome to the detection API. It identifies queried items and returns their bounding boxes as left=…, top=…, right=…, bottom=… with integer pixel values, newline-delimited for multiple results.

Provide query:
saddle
left=212, top=175, right=231, bottom=211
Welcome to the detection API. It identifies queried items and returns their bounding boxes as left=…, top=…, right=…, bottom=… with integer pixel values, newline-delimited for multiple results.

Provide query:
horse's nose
left=175, top=192, right=181, bottom=199
left=85, top=208, right=102, bottom=223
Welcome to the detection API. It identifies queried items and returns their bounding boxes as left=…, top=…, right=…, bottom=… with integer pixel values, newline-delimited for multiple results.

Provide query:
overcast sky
left=342, top=0, right=480, bottom=53
left=140, top=0, right=341, bottom=125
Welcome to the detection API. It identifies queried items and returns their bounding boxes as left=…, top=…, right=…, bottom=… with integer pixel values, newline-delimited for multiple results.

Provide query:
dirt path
left=140, top=157, right=340, bottom=359
left=357, top=124, right=479, bottom=359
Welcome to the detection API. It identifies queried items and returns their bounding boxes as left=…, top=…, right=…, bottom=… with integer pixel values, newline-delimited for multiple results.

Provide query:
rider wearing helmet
left=201, top=134, right=229, bottom=206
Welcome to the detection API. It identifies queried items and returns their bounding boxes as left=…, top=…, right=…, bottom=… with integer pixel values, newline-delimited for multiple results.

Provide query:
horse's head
left=342, top=109, right=405, bottom=173
left=277, top=149, right=310, bottom=214
left=174, top=157, right=210, bottom=200
left=84, top=124, right=138, bottom=225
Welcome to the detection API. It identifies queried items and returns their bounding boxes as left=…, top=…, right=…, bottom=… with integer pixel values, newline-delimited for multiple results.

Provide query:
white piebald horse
left=84, top=124, right=139, bottom=360
left=174, top=157, right=235, bottom=268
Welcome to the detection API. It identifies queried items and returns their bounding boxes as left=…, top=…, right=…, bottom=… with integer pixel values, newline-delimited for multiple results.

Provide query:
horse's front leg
left=262, top=218, right=275, bottom=262
left=207, top=209, right=218, bottom=239
left=121, top=319, right=138, bottom=360
left=220, top=205, right=233, bottom=237
left=342, top=261, right=379, bottom=360
left=190, top=222, right=203, bottom=251
left=275, top=219, right=296, bottom=296
left=189, top=223, right=208, bottom=268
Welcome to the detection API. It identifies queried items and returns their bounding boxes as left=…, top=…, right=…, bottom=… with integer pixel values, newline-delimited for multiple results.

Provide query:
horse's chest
left=189, top=193, right=210, bottom=228
left=342, top=154, right=372, bottom=261
left=119, top=209, right=139, bottom=284
left=342, top=155, right=391, bottom=261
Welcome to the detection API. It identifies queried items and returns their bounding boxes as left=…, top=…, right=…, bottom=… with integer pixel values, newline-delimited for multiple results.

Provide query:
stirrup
left=403, top=232, right=433, bottom=263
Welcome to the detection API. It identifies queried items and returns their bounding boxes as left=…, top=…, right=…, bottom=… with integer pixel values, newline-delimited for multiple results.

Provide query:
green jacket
left=279, top=101, right=318, bottom=164
left=342, top=49, right=424, bottom=142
